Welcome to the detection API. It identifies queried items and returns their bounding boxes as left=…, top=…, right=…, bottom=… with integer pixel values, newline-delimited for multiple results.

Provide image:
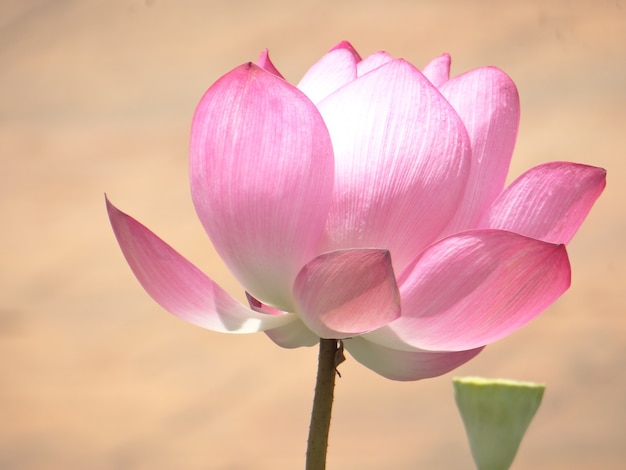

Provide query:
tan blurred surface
left=1, top=0, right=625, bottom=468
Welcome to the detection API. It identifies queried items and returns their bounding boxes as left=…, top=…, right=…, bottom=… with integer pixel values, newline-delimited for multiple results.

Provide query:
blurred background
left=1, top=0, right=624, bottom=468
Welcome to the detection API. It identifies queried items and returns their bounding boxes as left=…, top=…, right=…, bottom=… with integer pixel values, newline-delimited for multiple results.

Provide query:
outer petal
left=365, top=230, right=571, bottom=351
left=318, top=59, right=471, bottom=273
left=293, top=249, right=401, bottom=339
left=246, top=293, right=319, bottom=348
left=421, top=53, right=451, bottom=88
left=190, top=63, right=334, bottom=311
left=440, top=67, right=521, bottom=233
left=480, top=162, right=607, bottom=244
left=297, top=41, right=361, bottom=104
left=344, top=337, right=484, bottom=381
left=106, top=198, right=293, bottom=332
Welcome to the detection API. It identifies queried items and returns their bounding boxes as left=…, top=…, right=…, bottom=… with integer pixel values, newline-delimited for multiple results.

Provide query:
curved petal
left=297, top=41, right=361, bottom=104
left=440, top=67, right=521, bottom=233
left=256, top=49, right=284, bottom=79
left=264, top=320, right=320, bottom=348
left=317, top=59, right=471, bottom=273
left=356, top=51, right=394, bottom=76
left=344, top=337, right=484, bottom=381
left=106, top=198, right=293, bottom=333
left=366, top=230, right=571, bottom=351
left=480, top=162, right=607, bottom=244
left=293, top=249, right=401, bottom=339
left=421, top=53, right=450, bottom=88
left=190, top=63, right=335, bottom=310
left=246, top=293, right=319, bottom=348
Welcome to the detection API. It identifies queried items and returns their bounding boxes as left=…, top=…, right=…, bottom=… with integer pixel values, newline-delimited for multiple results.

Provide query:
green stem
left=306, top=339, right=340, bottom=470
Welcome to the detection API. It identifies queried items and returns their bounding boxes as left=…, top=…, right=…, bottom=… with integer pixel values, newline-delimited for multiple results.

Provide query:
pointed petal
left=441, top=67, right=521, bottom=233
left=256, top=49, right=285, bottom=79
left=356, top=51, right=394, bottom=76
left=293, top=249, right=401, bottom=339
left=328, top=40, right=361, bottom=57
left=366, top=230, right=571, bottom=351
left=297, top=41, right=360, bottom=103
left=317, top=59, right=471, bottom=273
left=106, top=198, right=293, bottom=333
left=190, top=63, right=334, bottom=310
left=421, top=53, right=451, bottom=87
left=246, top=293, right=319, bottom=348
left=345, top=337, right=484, bottom=381
left=480, top=162, right=607, bottom=244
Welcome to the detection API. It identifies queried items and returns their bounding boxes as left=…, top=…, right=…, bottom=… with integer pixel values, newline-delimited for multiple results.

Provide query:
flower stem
left=306, top=338, right=341, bottom=470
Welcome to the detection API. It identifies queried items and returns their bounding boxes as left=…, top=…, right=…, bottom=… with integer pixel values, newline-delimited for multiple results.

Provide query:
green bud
left=453, top=377, right=545, bottom=470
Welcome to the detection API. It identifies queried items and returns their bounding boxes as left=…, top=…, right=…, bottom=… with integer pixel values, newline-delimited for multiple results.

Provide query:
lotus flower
left=107, top=41, right=605, bottom=381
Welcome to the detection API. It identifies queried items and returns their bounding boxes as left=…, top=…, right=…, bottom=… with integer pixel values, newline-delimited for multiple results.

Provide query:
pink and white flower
left=107, top=41, right=605, bottom=380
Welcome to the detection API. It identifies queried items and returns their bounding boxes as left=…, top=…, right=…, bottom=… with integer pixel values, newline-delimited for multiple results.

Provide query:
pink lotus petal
left=256, top=49, right=284, bottom=79
left=356, top=51, right=394, bottom=76
left=106, top=198, right=293, bottom=333
left=190, top=63, right=334, bottom=311
left=480, top=162, right=607, bottom=244
left=297, top=41, right=361, bottom=103
left=245, top=292, right=285, bottom=316
left=293, top=249, right=401, bottom=339
left=246, top=292, right=319, bottom=348
left=421, top=53, right=451, bottom=88
left=328, top=40, right=362, bottom=58
left=344, top=337, right=484, bottom=381
left=366, top=230, right=571, bottom=351
left=440, top=66, right=520, bottom=233
left=317, top=59, right=471, bottom=273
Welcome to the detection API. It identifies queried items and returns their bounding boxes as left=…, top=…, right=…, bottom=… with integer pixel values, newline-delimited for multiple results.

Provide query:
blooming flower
left=107, top=41, right=605, bottom=381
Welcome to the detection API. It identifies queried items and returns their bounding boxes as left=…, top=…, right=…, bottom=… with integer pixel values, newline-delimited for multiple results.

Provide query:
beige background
left=2, top=0, right=625, bottom=468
